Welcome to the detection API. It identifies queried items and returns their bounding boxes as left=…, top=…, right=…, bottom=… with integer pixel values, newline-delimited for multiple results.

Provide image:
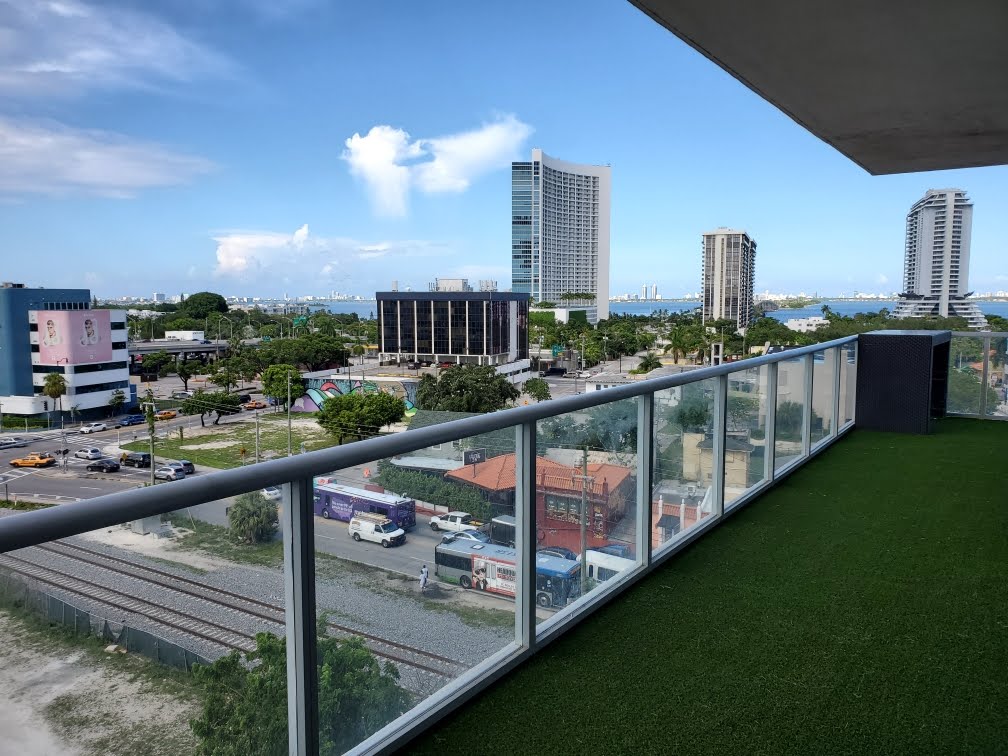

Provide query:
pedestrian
left=419, top=564, right=429, bottom=593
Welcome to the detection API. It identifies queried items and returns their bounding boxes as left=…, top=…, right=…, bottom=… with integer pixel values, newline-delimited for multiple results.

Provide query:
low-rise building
left=783, top=316, right=830, bottom=332
left=377, top=291, right=529, bottom=368
left=0, top=283, right=132, bottom=418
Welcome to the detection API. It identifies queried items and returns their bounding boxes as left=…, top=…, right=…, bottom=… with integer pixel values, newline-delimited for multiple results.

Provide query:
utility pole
left=287, top=372, right=292, bottom=457
left=574, top=446, right=595, bottom=596
left=255, top=411, right=260, bottom=463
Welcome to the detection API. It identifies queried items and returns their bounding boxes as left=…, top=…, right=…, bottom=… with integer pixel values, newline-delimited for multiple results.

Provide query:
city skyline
left=0, top=1, right=1006, bottom=299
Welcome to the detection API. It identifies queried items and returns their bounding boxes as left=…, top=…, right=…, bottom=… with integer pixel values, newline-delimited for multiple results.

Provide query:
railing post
left=515, top=422, right=537, bottom=650
left=765, top=362, right=778, bottom=481
left=831, top=346, right=841, bottom=438
left=636, top=393, right=654, bottom=567
left=802, top=354, right=814, bottom=458
left=712, top=374, right=727, bottom=517
left=283, top=477, right=318, bottom=756
left=850, top=339, right=859, bottom=426
left=980, top=335, right=991, bottom=417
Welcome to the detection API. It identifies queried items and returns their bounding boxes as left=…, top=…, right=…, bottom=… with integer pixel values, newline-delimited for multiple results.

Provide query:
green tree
left=415, top=364, right=520, bottom=413
left=726, top=394, right=759, bottom=431
left=947, top=367, right=998, bottom=413
left=227, top=492, right=278, bottom=544
left=317, top=393, right=405, bottom=443
left=42, top=372, right=67, bottom=415
left=141, top=350, right=175, bottom=377
left=775, top=401, right=805, bottom=440
left=209, top=359, right=240, bottom=394
left=107, top=389, right=126, bottom=417
left=190, top=626, right=408, bottom=756
left=632, top=352, right=662, bottom=374
left=183, top=390, right=242, bottom=427
left=179, top=291, right=228, bottom=320
left=262, top=364, right=303, bottom=408
left=671, top=397, right=710, bottom=432
left=175, top=359, right=202, bottom=392
left=662, top=327, right=690, bottom=364
left=523, top=377, right=551, bottom=402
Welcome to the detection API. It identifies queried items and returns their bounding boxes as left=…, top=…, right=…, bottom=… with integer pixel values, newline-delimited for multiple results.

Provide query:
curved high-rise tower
left=893, top=189, right=987, bottom=329
left=511, top=149, right=611, bottom=323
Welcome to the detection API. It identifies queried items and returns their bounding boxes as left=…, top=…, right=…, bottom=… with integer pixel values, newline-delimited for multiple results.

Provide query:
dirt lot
left=0, top=612, right=200, bottom=756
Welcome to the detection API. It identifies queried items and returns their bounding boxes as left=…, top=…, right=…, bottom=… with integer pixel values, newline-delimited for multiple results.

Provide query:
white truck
left=429, top=511, right=483, bottom=533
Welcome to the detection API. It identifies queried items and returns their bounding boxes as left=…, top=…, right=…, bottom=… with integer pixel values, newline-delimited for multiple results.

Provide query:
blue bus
left=434, top=540, right=582, bottom=608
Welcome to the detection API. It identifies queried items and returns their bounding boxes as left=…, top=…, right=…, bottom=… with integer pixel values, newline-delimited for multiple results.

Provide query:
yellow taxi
left=242, top=400, right=267, bottom=410
left=9, top=452, right=57, bottom=468
left=154, top=410, right=177, bottom=420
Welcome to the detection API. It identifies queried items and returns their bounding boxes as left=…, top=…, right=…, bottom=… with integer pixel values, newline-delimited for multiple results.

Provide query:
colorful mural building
left=445, top=453, right=635, bottom=555
left=292, top=375, right=420, bottom=417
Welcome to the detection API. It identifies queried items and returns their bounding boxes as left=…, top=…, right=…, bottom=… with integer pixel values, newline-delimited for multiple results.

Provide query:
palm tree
left=663, top=327, right=689, bottom=364
left=42, top=372, right=67, bottom=417
left=636, top=352, right=663, bottom=373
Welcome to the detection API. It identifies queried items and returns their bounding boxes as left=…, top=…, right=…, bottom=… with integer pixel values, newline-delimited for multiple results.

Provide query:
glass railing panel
left=841, top=341, right=857, bottom=426
left=312, top=431, right=517, bottom=752
left=774, top=356, right=806, bottom=471
left=810, top=349, right=835, bottom=446
left=1, top=480, right=289, bottom=754
left=948, top=335, right=986, bottom=415
left=723, top=366, right=769, bottom=510
left=653, top=377, right=718, bottom=549
left=985, top=335, right=1007, bottom=418
left=535, top=398, right=639, bottom=624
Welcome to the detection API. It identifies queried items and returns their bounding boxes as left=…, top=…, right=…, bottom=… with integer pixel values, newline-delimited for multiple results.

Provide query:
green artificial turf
left=406, top=419, right=1007, bottom=755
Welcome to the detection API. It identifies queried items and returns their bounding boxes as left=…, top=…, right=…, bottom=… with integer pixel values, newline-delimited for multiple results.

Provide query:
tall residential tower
left=701, top=229, right=756, bottom=331
left=512, top=149, right=611, bottom=323
left=893, top=189, right=987, bottom=329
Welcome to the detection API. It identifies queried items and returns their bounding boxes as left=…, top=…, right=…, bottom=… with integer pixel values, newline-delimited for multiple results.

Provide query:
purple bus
left=312, top=481, right=417, bottom=531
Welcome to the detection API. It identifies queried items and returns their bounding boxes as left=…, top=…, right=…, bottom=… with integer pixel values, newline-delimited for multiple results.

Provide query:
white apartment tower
left=702, top=229, right=757, bottom=330
left=512, top=149, right=611, bottom=323
left=893, top=189, right=987, bottom=329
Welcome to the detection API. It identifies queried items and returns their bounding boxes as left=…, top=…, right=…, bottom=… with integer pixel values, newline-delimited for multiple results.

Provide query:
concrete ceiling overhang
left=630, top=0, right=1008, bottom=175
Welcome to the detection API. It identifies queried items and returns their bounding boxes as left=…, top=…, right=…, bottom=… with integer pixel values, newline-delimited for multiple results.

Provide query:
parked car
left=0, top=436, right=29, bottom=449
left=429, top=511, right=482, bottom=532
left=162, top=461, right=187, bottom=478
left=406, top=361, right=420, bottom=369
left=236, top=394, right=252, bottom=404
left=115, top=415, right=145, bottom=428
left=538, top=545, right=579, bottom=561
left=175, top=459, right=195, bottom=474
left=442, top=530, right=491, bottom=544
left=242, top=400, right=267, bottom=410
left=86, top=459, right=120, bottom=473
left=154, top=410, right=176, bottom=420
left=348, top=514, right=405, bottom=548
left=74, top=447, right=103, bottom=460
left=9, top=452, right=56, bottom=468
left=171, top=390, right=194, bottom=400
left=154, top=466, right=183, bottom=481
left=79, top=422, right=107, bottom=434
left=122, top=452, right=152, bottom=468
left=437, top=361, right=454, bottom=369
left=262, top=486, right=282, bottom=501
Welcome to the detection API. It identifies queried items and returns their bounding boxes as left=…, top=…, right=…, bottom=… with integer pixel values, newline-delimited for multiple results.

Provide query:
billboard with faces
left=37, top=310, right=113, bottom=365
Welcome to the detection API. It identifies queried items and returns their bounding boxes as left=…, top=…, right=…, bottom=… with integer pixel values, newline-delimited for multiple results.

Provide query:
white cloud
left=342, top=115, right=533, bottom=217
left=0, top=116, right=214, bottom=197
left=0, top=0, right=231, bottom=97
left=875, top=273, right=889, bottom=285
left=211, top=225, right=447, bottom=282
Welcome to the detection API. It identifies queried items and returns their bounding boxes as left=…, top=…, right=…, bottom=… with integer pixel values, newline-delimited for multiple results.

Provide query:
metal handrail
left=0, top=335, right=857, bottom=553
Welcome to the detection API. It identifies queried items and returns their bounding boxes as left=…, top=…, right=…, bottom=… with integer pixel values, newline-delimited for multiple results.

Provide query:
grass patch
left=408, top=419, right=1008, bottom=754
left=164, top=512, right=283, bottom=568
left=123, top=413, right=338, bottom=470
left=1, top=499, right=56, bottom=511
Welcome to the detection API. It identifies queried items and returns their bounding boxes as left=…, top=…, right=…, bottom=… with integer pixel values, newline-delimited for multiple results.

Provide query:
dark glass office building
left=378, top=292, right=529, bottom=365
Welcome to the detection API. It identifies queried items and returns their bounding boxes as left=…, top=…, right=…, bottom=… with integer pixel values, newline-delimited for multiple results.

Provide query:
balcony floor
left=409, top=419, right=1007, bottom=754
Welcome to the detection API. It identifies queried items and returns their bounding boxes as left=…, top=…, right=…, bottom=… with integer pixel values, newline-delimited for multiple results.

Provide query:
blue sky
left=1, top=0, right=1005, bottom=300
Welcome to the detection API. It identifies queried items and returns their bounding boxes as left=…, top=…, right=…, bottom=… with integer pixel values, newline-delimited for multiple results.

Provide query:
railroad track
left=28, top=540, right=467, bottom=679
left=0, top=552, right=255, bottom=653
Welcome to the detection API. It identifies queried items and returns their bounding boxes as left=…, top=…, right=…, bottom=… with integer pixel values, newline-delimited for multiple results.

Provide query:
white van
left=348, top=513, right=406, bottom=548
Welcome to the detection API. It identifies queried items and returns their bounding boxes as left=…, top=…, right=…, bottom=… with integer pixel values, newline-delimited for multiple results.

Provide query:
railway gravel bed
left=3, top=528, right=512, bottom=696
